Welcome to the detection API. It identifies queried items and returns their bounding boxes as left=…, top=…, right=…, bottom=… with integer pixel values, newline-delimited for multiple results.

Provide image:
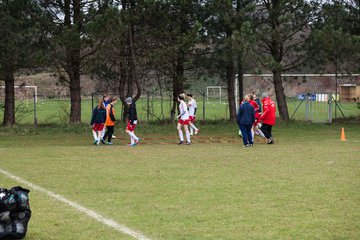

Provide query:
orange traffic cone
left=340, top=128, right=347, bottom=141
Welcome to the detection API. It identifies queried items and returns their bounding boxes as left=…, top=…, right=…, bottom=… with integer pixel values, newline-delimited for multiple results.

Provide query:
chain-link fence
left=1, top=74, right=359, bottom=125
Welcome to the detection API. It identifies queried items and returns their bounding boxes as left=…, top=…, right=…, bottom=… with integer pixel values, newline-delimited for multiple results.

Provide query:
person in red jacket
left=259, top=92, right=276, bottom=144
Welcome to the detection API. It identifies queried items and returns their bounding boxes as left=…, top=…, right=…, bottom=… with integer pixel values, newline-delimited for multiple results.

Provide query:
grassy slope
left=0, top=123, right=359, bottom=239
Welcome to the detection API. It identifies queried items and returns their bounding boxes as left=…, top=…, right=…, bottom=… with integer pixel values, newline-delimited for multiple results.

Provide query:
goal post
left=0, top=85, right=38, bottom=126
left=206, top=86, right=226, bottom=103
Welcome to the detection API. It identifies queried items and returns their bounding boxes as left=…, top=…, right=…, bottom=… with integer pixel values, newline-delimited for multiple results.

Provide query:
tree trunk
left=170, top=57, right=184, bottom=121
left=68, top=0, right=82, bottom=123
left=69, top=64, right=81, bottom=123
left=2, top=72, right=15, bottom=126
left=273, top=69, right=289, bottom=121
left=237, top=59, right=244, bottom=103
left=226, top=60, right=237, bottom=121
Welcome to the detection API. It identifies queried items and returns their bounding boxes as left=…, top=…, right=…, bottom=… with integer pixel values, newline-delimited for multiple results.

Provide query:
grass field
left=0, top=122, right=359, bottom=239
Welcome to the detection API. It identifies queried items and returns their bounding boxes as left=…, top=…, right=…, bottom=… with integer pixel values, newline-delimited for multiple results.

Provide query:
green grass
left=1, top=97, right=359, bottom=125
left=0, top=122, right=359, bottom=239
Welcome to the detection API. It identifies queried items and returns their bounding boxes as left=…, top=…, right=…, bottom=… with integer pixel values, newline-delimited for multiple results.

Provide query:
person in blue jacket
left=237, top=94, right=255, bottom=147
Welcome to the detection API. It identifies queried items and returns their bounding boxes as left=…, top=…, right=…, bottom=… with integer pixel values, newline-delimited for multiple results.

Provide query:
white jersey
left=179, top=100, right=189, bottom=120
left=188, top=99, right=197, bottom=116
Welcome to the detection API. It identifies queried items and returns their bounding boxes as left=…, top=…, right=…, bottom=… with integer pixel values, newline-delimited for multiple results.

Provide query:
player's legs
left=184, top=124, right=191, bottom=144
left=247, top=125, right=253, bottom=145
left=267, top=125, right=274, bottom=144
left=100, top=128, right=106, bottom=143
left=189, top=123, right=198, bottom=134
left=106, top=126, right=114, bottom=143
left=92, top=129, right=97, bottom=141
left=251, top=126, right=255, bottom=141
left=103, top=126, right=109, bottom=142
left=260, top=124, right=270, bottom=139
left=127, top=130, right=139, bottom=141
left=239, top=125, right=249, bottom=146
left=177, top=122, right=184, bottom=143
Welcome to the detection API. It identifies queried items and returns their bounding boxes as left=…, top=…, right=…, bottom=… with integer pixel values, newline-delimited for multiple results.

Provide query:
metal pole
left=91, top=93, right=94, bottom=111
left=203, top=92, right=205, bottom=121
left=147, top=92, right=150, bottom=122
left=305, top=93, right=310, bottom=121
left=33, top=90, right=37, bottom=127
left=219, top=87, right=221, bottom=104
left=206, top=88, right=209, bottom=103
left=328, top=94, right=332, bottom=124
left=335, top=50, right=338, bottom=119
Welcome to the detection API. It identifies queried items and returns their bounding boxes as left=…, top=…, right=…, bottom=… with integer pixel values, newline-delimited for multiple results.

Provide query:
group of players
left=237, top=92, right=276, bottom=147
left=90, top=95, right=140, bottom=146
left=90, top=91, right=275, bottom=147
left=176, top=93, right=200, bottom=145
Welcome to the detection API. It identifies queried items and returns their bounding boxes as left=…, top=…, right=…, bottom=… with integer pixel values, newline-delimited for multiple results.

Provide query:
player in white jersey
left=177, top=93, right=191, bottom=145
left=186, top=94, right=199, bottom=135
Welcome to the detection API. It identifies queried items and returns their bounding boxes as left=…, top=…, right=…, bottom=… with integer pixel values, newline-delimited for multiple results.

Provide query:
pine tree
left=0, top=0, right=46, bottom=126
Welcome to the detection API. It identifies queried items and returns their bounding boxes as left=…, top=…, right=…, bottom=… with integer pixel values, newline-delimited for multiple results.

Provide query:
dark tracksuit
left=90, top=107, right=106, bottom=125
left=237, top=101, right=255, bottom=146
left=128, top=102, right=138, bottom=124
left=103, top=104, right=116, bottom=142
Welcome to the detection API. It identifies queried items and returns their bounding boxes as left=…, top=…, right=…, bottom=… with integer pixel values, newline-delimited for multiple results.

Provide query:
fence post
left=91, top=92, right=94, bottom=112
left=147, top=91, right=150, bottom=122
left=203, top=92, right=205, bottom=121
left=328, top=94, right=332, bottom=124
left=33, top=92, right=37, bottom=127
left=305, top=93, right=310, bottom=121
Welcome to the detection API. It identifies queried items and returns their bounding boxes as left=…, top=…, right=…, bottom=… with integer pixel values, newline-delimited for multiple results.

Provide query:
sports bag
left=0, top=186, right=31, bottom=239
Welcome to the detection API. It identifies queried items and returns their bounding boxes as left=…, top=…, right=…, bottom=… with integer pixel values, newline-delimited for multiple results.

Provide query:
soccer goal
left=0, top=85, right=38, bottom=126
left=206, top=86, right=227, bottom=103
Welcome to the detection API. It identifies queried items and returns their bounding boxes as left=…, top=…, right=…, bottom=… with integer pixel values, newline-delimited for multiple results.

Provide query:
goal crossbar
left=0, top=85, right=38, bottom=103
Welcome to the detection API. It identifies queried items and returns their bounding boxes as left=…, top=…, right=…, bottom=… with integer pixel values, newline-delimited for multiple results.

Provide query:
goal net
left=206, top=86, right=227, bottom=103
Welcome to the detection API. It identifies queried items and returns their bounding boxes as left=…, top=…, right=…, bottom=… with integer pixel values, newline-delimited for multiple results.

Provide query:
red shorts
left=178, top=119, right=190, bottom=125
left=126, top=121, right=137, bottom=131
left=92, top=123, right=104, bottom=131
left=189, top=116, right=196, bottom=123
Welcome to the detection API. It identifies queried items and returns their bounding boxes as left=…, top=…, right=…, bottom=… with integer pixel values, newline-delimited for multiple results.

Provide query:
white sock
left=190, top=127, right=193, bottom=135
left=128, top=131, right=139, bottom=141
left=185, top=131, right=191, bottom=143
left=178, top=130, right=184, bottom=141
left=189, top=123, right=198, bottom=131
left=251, top=129, right=255, bottom=140
left=130, top=137, right=134, bottom=144
left=92, top=130, right=97, bottom=140
left=257, top=129, right=265, bottom=138
left=259, top=131, right=265, bottom=138
left=101, top=128, right=105, bottom=139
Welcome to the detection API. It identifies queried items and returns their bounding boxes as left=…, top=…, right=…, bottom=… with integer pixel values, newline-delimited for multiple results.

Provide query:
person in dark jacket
left=125, top=97, right=140, bottom=146
left=237, top=94, right=255, bottom=147
left=90, top=97, right=107, bottom=145
left=254, top=94, right=262, bottom=113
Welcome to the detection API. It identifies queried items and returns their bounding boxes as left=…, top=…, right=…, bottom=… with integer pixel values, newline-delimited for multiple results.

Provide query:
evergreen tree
left=38, top=0, right=113, bottom=123
left=254, top=0, right=320, bottom=121
left=0, top=0, right=46, bottom=126
left=202, top=0, right=255, bottom=121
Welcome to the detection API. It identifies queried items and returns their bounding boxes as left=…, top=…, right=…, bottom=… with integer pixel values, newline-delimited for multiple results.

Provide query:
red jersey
left=260, top=97, right=276, bottom=125
left=249, top=100, right=261, bottom=119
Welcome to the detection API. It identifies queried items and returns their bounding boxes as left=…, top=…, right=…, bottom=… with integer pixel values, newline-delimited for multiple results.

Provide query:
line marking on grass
left=0, top=168, right=153, bottom=240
